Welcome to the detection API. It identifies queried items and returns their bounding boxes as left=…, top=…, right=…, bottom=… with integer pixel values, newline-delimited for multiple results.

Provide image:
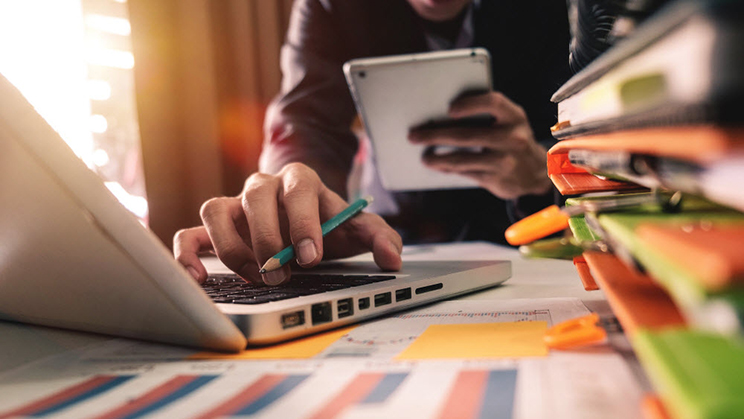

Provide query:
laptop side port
left=337, top=298, right=353, bottom=318
left=281, top=311, right=305, bottom=329
left=311, top=302, right=332, bottom=325
left=374, top=292, right=392, bottom=307
left=358, top=297, right=370, bottom=310
left=395, top=288, right=412, bottom=302
left=415, top=283, right=443, bottom=294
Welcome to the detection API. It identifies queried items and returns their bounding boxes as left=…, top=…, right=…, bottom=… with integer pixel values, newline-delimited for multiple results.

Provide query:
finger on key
left=280, top=164, right=324, bottom=267
left=241, top=173, right=291, bottom=285
left=173, top=226, right=213, bottom=283
left=200, top=197, right=262, bottom=284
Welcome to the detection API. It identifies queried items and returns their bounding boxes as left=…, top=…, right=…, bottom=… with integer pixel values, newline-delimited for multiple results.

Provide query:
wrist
left=524, top=142, right=552, bottom=196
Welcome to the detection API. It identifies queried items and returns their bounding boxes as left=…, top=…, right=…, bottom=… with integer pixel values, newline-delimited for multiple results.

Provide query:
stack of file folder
left=514, top=1, right=744, bottom=417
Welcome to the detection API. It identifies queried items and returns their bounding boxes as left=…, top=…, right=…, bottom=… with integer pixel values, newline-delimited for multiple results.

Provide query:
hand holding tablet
left=344, top=48, right=492, bottom=191
left=344, top=48, right=552, bottom=199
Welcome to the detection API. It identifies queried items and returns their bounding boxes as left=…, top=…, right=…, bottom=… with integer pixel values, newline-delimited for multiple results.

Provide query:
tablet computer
left=344, top=48, right=492, bottom=191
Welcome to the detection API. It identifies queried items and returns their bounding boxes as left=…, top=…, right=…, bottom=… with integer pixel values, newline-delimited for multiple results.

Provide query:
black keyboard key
left=365, top=275, right=397, bottom=282
left=204, top=274, right=244, bottom=285
left=233, top=293, right=297, bottom=304
left=211, top=297, right=236, bottom=303
left=231, top=298, right=267, bottom=305
left=275, top=288, right=321, bottom=296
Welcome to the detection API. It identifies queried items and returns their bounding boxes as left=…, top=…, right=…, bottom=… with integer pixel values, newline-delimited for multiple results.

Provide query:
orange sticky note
left=395, top=321, right=548, bottom=360
left=189, top=326, right=354, bottom=360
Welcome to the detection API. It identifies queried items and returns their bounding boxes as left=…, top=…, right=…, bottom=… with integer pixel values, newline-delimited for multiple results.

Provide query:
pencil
left=259, top=196, right=374, bottom=273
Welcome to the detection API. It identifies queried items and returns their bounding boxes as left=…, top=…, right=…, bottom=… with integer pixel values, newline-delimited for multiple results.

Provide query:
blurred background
left=0, top=0, right=293, bottom=247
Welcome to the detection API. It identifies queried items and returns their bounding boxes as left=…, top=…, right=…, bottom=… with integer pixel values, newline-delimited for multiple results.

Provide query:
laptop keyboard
left=202, top=273, right=397, bottom=305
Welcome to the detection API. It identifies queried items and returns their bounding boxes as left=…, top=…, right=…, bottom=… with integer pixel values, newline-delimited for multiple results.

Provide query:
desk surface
left=0, top=243, right=600, bottom=371
left=0, top=243, right=643, bottom=418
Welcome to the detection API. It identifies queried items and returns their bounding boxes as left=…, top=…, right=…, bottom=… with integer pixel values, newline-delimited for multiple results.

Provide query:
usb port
left=311, top=302, right=332, bottom=325
left=281, top=311, right=305, bottom=329
left=358, top=297, right=370, bottom=310
left=337, top=298, right=353, bottom=318
left=395, top=288, right=412, bottom=302
left=374, top=292, right=392, bottom=307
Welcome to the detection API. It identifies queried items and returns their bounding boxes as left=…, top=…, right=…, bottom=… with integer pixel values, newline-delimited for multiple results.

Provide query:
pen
left=259, top=196, right=374, bottom=273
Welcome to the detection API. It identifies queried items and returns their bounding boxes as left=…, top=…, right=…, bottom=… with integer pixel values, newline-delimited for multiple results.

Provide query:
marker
left=259, top=196, right=374, bottom=273
left=504, top=192, right=680, bottom=246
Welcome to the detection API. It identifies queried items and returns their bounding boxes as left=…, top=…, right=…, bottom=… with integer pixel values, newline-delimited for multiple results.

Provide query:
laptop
left=0, top=74, right=511, bottom=352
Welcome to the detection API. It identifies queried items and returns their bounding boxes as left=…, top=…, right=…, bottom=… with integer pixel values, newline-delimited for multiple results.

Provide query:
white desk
left=0, top=243, right=645, bottom=418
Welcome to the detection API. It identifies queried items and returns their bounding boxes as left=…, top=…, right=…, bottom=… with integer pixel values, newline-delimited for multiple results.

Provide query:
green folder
left=634, top=329, right=744, bottom=419
left=565, top=193, right=744, bottom=333
left=567, top=215, right=602, bottom=243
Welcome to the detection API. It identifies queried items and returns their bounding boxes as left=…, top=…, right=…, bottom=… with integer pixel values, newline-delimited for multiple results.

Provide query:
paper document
left=396, top=321, right=548, bottom=360
left=0, top=298, right=643, bottom=419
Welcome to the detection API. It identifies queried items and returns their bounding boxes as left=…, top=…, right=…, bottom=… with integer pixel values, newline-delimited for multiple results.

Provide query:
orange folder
left=547, top=126, right=744, bottom=195
left=547, top=150, right=640, bottom=195
left=635, top=224, right=744, bottom=291
left=581, top=252, right=686, bottom=337
left=551, top=125, right=744, bottom=163
left=573, top=256, right=599, bottom=291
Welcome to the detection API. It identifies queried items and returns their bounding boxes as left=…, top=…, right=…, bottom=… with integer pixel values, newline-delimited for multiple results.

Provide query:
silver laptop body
left=0, top=74, right=510, bottom=352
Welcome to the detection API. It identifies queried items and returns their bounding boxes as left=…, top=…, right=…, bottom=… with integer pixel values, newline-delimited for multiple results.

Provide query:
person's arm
left=259, top=0, right=359, bottom=197
left=174, top=0, right=402, bottom=286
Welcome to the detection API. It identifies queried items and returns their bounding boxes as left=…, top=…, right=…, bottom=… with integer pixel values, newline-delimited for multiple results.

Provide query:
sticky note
left=395, top=321, right=548, bottom=360
left=189, top=326, right=354, bottom=360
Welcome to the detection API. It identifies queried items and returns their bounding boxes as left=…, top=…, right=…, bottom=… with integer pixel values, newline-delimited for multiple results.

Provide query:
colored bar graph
left=438, top=370, right=517, bottom=419
left=196, top=374, right=309, bottom=419
left=95, top=375, right=217, bottom=419
left=360, top=373, right=408, bottom=404
left=234, top=375, right=308, bottom=415
left=438, top=371, right=488, bottom=419
left=310, top=372, right=409, bottom=419
left=0, top=375, right=133, bottom=419
left=479, top=370, right=517, bottom=419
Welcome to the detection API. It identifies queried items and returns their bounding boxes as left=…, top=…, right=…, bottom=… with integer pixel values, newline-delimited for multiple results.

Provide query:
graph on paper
left=0, top=299, right=594, bottom=419
left=320, top=307, right=552, bottom=359
left=0, top=367, right=517, bottom=419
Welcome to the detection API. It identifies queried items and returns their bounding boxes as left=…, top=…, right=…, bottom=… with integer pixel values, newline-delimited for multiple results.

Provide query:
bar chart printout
left=439, top=369, right=518, bottom=419
left=94, top=375, right=217, bottom=419
left=0, top=375, right=219, bottom=419
left=308, top=372, right=408, bottom=419
left=0, top=373, right=309, bottom=419
left=0, top=369, right=517, bottom=419
left=196, top=374, right=310, bottom=419
left=0, top=375, right=134, bottom=419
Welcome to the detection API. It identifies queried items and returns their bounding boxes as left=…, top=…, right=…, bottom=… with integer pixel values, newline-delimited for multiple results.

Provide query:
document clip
left=544, top=313, right=607, bottom=350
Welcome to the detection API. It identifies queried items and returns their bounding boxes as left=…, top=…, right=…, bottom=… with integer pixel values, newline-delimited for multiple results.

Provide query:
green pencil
left=259, top=196, right=373, bottom=273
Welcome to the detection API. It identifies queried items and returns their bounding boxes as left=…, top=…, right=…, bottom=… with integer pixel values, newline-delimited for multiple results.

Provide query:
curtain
left=129, top=0, right=293, bottom=247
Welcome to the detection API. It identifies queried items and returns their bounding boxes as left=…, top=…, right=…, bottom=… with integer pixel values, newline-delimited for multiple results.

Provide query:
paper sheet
left=189, top=327, right=356, bottom=360
left=0, top=355, right=642, bottom=419
left=316, top=299, right=583, bottom=359
left=0, top=298, right=643, bottom=418
left=396, top=321, right=548, bottom=360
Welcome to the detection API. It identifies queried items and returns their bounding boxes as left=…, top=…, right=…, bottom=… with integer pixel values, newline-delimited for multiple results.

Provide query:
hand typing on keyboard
left=173, top=163, right=402, bottom=286
left=201, top=273, right=397, bottom=304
